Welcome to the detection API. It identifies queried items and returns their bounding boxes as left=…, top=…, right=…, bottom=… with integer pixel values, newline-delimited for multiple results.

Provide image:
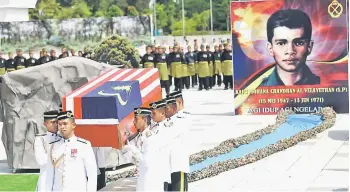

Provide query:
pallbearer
left=213, top=45, right=222, bottom=86
left=155, top=45, right=170, bottom=95
left=196, top=45, right=210, bottom=91
left=164, top=96, right=189, bottom=192
left=206, top=45, right=214, bottom=89
left=141, top=45, right=155, bottom=68
left=221, top=43, right=233, bottom=90
left=149, top=99, right=168, bottom=134
left=126, top=107, right=153, bottom=152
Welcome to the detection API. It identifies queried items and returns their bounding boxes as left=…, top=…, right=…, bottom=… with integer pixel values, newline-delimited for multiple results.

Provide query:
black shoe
left=198, top=88, right=203, bottom=91
left=206, top=88, right=209, bottom=91
left=224, top=87, right=228, bottom=90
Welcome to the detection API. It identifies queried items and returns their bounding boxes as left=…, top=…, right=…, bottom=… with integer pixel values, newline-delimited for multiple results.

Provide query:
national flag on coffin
left=62, top=68, right=162, bottom=148
left=80, top=80, right=142, bottom=120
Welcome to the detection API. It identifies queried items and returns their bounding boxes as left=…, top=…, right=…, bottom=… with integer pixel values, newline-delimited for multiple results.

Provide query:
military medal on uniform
left=71, top=148, right=78, bottom=159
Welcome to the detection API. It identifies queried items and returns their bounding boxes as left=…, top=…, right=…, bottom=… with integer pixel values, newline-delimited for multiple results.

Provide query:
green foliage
left=107, top=5, right=124, bottom=17
left=155, top=4, right=167, bottom=29
left=29, top=0, right=233, bottom=35
left=127, top=6, right=139, bottom=16
left=94, top=35, right=140, bottom=68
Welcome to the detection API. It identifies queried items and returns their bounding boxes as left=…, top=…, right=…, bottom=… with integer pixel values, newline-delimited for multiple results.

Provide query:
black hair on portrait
left=267, top=9, right=312, bottom=43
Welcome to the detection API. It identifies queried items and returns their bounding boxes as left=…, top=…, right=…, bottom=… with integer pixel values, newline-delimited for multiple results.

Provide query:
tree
left=127, top=6, right=139, bottom=16
left=30, top=0, right=62, bottom=20
left=155, top=4, right=167, bottom=29
left=107, top=5, right=124, bottom=17
left=94, top=35, right=140, bottom=68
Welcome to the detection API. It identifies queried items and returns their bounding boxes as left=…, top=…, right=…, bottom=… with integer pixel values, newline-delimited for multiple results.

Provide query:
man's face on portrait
left=267, top=26, right=313, bottom=72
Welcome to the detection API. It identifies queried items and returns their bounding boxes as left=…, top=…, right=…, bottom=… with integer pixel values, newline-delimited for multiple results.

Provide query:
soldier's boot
left=198, top=78, right=203, bottom=91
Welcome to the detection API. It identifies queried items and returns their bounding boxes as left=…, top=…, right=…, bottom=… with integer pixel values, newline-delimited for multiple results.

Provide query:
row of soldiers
left=140, top=43, right=233, bottom=94
left=0, top=48, right=92, bottom=75
left=123, top=91, right=190, bottom=191
left=33, top=90, right=190, bottom=191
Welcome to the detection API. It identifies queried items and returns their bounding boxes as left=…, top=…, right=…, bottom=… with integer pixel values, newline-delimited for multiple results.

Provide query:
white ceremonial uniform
left=34, top=132, right=61, bottom=192
left=169, top=115, right=190, bottom=174
left=137, top=128, right=173, bottom=192
left=47, top=135, right=97, bottom=192
left=93, top=147, right=106, bottom=175
left=131, top=126, right=154, bottom=152
left=151, top=118, right=168, bottom=134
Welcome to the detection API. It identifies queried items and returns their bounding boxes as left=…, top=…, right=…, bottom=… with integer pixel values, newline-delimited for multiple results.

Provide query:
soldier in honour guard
left=155, top=45, right=170, bottom=95
left=221, top=43, right=233, bottom=90
left=26, top=50, right=39, bottom=67
left=38, top=49, right=50, bottom=64
left=49, top=49, right=58, bottom=61
left=34, top=110, right=61, bottom=192
left=185, top=45, right=196, bottom=88
left=213, top=45, right=222, bottom=87
left=169, top=46, right=185, bottom=91
left=193, top=45, right=199, bottom=86
left=181, top=46, right=190, bottom=89
left=6, top=52, right=16, bottom=72
left=196, top=45, right=210, bottom=91
left=167, top=46, right=173, bottom=86
left=206, top=45, right=214, bottom=89
left=141, top=46, right=155, bottom=68
left=0, top=52, right=6, bottom=75
left=14, top=48, right=27, bottom=70
left=47, top=111, right=97, bottom=191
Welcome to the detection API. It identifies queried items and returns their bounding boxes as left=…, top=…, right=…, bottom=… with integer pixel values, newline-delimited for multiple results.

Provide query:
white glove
left=122, top=145, right=143, bottom=168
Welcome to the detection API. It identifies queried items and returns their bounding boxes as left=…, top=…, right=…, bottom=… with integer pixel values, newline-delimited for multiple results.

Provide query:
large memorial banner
left=232, top=0, right=349, bottom=115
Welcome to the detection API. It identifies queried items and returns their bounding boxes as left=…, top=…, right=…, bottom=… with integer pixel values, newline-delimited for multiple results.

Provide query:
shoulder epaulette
left=77, top=138, right=87, bottom=144
left=128, top=132, right=139, bottom=141
left=184, top=111, right=190, bottom=114
left=49, top=139, right=61, bottom=144
left=35, top=133, right=47, bottom=137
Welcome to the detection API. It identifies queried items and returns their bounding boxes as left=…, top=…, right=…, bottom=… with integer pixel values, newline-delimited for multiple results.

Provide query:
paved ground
left=1, top=85, right=349, bottom=191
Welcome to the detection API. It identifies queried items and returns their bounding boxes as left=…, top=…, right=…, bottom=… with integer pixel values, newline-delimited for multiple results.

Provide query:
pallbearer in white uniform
left=164, top=96, right=189, bottom=191
left=149, top=99, right=173, bottom=190
left=46, top=111, right=97, bottom=192
left=126, top=107, right=154, bottom=152
left=34, top=110, right=61, bottom=192
left=168, top=90, right=191, bottom=118
left=149, top=99, right=169, bottom=134
left=122, top=107, right=154, bottom=173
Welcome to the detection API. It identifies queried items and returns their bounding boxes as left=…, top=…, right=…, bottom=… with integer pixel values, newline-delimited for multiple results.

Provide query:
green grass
left=0, top=174, right=39, bottom=191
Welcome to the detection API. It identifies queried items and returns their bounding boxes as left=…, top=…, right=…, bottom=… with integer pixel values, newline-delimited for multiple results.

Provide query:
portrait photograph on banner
left=232, top=0, right=349, bottom=115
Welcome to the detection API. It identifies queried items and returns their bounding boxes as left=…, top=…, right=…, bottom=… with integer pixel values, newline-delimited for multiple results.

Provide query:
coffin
left=62, top=68, right=162, bottom=149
